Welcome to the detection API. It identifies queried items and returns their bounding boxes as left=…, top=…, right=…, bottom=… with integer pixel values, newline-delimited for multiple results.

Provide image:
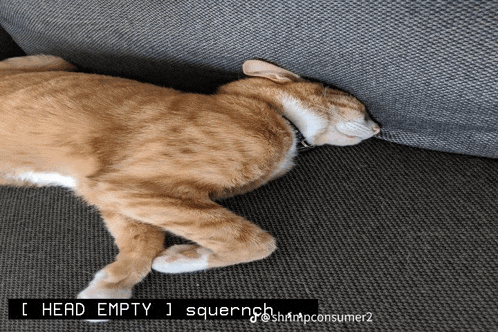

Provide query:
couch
left=0, top=1, right=496, bottom=331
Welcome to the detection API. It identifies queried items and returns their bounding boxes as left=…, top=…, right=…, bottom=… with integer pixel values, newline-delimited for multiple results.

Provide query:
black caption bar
left=9, top=299, right=318, bottom=320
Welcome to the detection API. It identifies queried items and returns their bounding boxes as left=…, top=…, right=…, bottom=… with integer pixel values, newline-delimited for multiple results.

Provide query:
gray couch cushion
left=1, top=139, right=497, bottom=331
left=0, top=0, right=497, bottom=158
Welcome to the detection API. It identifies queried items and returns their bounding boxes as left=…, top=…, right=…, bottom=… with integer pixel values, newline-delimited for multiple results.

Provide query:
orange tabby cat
left=0, top=55, right=380, bottom=299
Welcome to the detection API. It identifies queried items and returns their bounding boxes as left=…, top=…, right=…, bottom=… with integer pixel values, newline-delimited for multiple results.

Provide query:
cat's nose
left=372, top=123, right=381, bottom=135
left=363, top=114, right=381, bottom=135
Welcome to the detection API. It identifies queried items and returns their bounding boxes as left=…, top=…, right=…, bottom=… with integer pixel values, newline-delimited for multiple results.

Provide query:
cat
left=0, top=55, right=380, bottom=300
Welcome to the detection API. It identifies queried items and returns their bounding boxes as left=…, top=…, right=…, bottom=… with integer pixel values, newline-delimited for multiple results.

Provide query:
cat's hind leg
left=0, top=55, right=77, bottom=72
left=152, top=209, right=276, bottom=274
left=120, top=199, right=277, bottom=274
left=77, top=210, right=166, bottom=299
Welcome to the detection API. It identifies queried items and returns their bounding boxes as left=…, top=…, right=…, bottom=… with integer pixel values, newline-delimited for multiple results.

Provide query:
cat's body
left=0, top=55, right=380, bottom=299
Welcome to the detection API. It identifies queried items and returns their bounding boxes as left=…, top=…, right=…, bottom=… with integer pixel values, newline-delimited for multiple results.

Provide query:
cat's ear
left=242, top=60, right=300, bottom=83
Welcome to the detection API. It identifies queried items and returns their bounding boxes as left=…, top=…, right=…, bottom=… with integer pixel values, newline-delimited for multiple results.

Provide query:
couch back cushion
left=0, top=1, right=496, bottom=157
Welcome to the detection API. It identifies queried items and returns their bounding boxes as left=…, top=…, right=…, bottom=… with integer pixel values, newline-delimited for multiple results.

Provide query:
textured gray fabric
left=1, top=139, right=497, bottom=332
left=0, top=0, right=497, bottom=157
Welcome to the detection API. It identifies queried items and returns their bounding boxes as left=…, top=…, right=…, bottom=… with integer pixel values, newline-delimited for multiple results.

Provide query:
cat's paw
left=77, top=269, right=132, bottom=299
left=77, top=269, right=132, bottom=323
left=152, top=244, right=211, bottom=274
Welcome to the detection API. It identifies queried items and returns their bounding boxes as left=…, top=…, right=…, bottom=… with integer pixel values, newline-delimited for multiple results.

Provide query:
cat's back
left=0, top=71, right=184, bottom=142
left=0, top=70, right=294, bottom=192
left=0, top=70, right=181, bottom=116
left=0, top=70, right=184, bottom=178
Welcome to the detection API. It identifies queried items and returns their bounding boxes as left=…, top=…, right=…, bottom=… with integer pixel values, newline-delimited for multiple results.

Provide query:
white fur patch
left=77, top=270, right=130, bottom=322
left=270, top=132, right=297, bottom=179
left=14, top=171, right=77, bottom=188
left=77, top=284, right=131, bottom=300
left=280, top=95, right=327, bottom=142
left=77, top=270, right=132, bottom=300
left=152, top=245, right=210, bottom=274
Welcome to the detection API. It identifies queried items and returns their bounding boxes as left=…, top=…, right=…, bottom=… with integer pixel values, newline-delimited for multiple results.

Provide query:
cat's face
left=302, top=84, right=380, bottom=147
left=242, top=60, right=380, bottom=147
left=278, top=81, right=380, bottom=147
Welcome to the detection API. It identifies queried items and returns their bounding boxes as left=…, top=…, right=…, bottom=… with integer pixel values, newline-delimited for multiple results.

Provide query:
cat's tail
left=0, top=55, right=77, bottom=73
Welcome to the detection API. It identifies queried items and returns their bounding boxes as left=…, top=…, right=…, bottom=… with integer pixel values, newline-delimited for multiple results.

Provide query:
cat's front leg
left=77, top=210, right=165, bottom=299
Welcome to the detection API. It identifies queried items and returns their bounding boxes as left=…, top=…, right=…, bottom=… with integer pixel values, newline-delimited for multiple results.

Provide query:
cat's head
left=242, top=60, right=380, bottom=146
